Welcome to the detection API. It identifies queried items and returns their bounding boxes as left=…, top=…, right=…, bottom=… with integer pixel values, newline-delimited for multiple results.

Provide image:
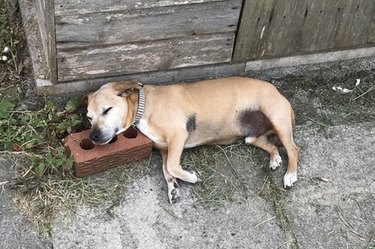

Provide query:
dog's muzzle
left=89, top=128, right=114, bottom=145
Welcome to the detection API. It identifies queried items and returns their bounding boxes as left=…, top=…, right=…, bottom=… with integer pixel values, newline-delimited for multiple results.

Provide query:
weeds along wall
left=19, top=0, right=375, bottom=94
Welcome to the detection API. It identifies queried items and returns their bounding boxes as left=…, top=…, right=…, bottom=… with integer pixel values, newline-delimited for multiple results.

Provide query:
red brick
left=64, top=128, right=153, bottom=177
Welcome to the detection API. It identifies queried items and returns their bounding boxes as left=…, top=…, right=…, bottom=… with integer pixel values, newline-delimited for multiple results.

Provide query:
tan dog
left=87, top=77, right=299, bottom=203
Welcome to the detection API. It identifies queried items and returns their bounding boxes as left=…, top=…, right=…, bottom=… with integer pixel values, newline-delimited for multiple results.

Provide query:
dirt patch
left=277, top=68, right=375, bottom=127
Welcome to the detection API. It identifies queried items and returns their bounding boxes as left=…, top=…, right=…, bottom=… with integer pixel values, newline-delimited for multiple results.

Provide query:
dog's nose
left=89, top=129, right=101, bottom=142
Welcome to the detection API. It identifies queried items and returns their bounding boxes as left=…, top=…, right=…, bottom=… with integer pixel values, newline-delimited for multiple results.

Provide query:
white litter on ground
left=332, top=79, right=361, bottom=93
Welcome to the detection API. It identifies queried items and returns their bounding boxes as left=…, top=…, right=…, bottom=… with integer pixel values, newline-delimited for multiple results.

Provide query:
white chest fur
left=137, top=119, right=167, bottom=148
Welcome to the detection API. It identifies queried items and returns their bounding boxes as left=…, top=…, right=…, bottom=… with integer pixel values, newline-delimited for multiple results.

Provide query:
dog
left=86, top=77, right=299, bottom=203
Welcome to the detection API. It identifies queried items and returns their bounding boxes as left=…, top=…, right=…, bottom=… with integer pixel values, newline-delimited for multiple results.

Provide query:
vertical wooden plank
left=369, top=14, right=375, bottom=44
left=35, top=0, right=48, bottom=58
left=302, top=0, right=372, bottom=51
left=301, top=0, right=375, bottom=51
left=300, top=0, right=347, bottom=52
left=234, top=0, right=375, bottom=61
left=234, top=0, right=306, bottom=60
left=34, top=0, right=57, bottom=84
left=333, top=0, right=375, bottom=48
left=233, top=0, right=275, bottom=61
left=262, top=0, right=306, bottom=56
left=45, top=0, right=58, bottom=84
left=367, top=0, right=375, bottom=44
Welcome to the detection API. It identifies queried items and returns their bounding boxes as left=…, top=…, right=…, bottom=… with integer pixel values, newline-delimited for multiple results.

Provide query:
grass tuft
left=9, top=154, right=150, bottom=233
left=182, top=142, right=264, bottom=205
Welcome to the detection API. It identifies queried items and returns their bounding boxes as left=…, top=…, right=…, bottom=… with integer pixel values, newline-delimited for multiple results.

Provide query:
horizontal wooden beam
left=56, top=1, right=241, bottom=49
left=57, top=33, right=236, bottom=81
left=54, top=0, right=225, bottom=16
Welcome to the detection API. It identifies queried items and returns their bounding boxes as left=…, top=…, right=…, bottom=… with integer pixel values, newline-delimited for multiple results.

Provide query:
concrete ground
left=1, top=58, right=374, bottom=249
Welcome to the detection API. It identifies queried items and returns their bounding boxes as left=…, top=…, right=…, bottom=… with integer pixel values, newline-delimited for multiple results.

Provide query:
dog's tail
left=269, top=107, right=296, bottom=147
left=291, top=108, right=296, bottom=130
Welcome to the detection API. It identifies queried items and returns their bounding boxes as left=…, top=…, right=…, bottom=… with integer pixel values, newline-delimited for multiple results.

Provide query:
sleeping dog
left=86, top=77, right=299, bottom=203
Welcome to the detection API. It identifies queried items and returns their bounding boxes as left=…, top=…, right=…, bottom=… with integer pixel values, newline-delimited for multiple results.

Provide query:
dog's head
left=86, top=80, right=142, bottom=145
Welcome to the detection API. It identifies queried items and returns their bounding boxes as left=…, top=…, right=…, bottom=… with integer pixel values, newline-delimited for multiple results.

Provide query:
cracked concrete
left=1, top=58, right=375, bottom=249
left=48, top=121, right=375, bottom=249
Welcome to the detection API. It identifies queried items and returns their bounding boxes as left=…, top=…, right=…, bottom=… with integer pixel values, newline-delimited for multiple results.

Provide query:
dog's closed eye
left=103, top=107, right=113, bottom=115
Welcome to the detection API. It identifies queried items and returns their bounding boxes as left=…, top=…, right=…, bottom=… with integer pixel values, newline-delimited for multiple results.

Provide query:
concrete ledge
left=245, top=47, right=375, bottom=71
left=32, top=44, right=374, bottom=94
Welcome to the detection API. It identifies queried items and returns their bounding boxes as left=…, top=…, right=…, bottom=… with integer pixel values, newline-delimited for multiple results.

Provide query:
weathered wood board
left=35, top=0, right=48, bottom=58
left=55, top=0, right=241, bottom=82
left=234, top=0, right=375, bottom=61
left=54, top=0, right=224, bottom=16
left=21, top=0, right=375, bottom=90
left=57, top=33, right=235, bottom=81
left=56, top=1, right=241, bottom=49
left=35, top=0, right=57, bottom=83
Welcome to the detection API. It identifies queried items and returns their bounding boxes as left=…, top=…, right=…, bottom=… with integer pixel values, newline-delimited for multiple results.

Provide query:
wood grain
left=234, top=0, right=375, bottom=61
left=57, top=33, right=235, bottom=81
left=56, top=1, right=241, bottom=49
left=35, top=0, right=57, bottom=84
left=54, top=0, right=224, bottom=16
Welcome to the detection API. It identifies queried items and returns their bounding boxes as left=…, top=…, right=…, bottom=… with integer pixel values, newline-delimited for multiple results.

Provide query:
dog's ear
left=81, top=92, right=93, bottom=107
left=113, top=79, right=143, bottom=97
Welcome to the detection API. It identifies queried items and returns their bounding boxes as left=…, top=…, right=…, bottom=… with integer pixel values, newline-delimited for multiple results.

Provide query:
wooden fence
left=234, top=0, right=375, bottom=60
left=20, top=0, right=375, bottom=93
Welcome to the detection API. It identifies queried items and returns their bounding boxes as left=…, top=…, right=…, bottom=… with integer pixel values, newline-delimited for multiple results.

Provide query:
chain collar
left=133, top=84, right=145, bottom=127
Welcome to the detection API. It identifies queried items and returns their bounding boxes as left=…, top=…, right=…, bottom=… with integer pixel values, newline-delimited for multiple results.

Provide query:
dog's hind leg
left=262, top=101, right=299, bottom=188
left=166, top=133, right=200, bottom=184
left=267, top=114, right=299, bottom=188
left=276, top=127, right=299, bottom=188
left=160, top=149, right=180, bottom=204
left=245, top=135, right=282, bottom=170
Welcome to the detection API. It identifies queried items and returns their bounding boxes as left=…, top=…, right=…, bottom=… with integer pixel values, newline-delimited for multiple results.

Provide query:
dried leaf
left=12, top=143, right=23, bottom=152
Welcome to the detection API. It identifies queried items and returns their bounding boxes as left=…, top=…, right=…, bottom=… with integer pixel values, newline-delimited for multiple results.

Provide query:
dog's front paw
left=190, top=170, right=202, bottom=183
left=283, top=171, right=297, bottom=188
left=169, top=188, right=181, bottom=204
left=269, top=155, right=282, bottom=170
left=185, top=165, right=202, bottom=183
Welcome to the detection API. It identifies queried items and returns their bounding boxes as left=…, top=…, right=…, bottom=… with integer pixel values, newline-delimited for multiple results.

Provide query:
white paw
left=283, top=171, right=297, bottom=188
left=189, top=170, right=201, bottom=183
left=245, top=136, right=256, bottom=144
left=269, top=155, right=282, bottom=170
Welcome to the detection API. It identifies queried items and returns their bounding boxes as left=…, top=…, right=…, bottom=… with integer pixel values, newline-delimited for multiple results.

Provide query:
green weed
left=0, top=97, right=85, bottom=178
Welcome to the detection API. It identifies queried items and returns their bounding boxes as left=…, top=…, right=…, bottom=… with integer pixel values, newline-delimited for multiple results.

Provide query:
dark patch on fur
left=186, top=114, right=196, bottom=133
left=239, top=110, right=273, bottom=137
